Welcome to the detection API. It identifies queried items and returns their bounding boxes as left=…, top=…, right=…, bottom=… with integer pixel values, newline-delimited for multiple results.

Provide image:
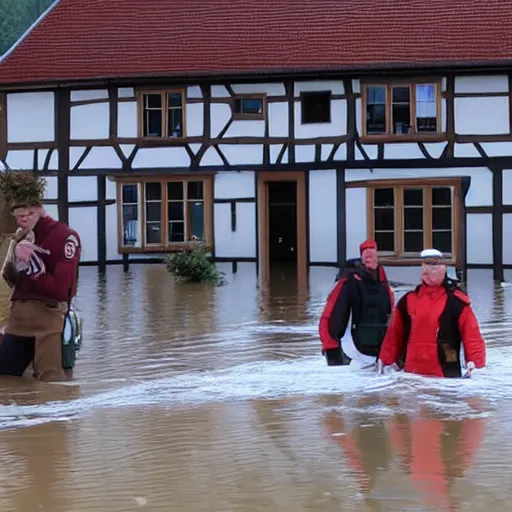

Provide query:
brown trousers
left=5, top=300, right=72, bottom=382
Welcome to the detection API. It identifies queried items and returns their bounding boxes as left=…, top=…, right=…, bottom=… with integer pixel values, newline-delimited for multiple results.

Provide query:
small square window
left=232, top=96, right=265, bottom=120
left=301, top=91, right=331, bottom=124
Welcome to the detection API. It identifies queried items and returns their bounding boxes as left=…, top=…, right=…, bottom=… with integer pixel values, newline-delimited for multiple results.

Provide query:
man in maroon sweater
left=0, top=201, right=81, bottom=382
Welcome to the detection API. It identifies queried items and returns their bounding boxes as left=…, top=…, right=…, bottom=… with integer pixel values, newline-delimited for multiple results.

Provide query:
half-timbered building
left=0, top=0, right=511, bottom=281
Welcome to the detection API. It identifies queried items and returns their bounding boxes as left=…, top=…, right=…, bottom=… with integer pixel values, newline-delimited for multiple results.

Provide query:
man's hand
left=376, top=359, right=400, bottom=375
left=462, top=361, right=476, bottom=378
left=15, top=241, right=49, bottom=264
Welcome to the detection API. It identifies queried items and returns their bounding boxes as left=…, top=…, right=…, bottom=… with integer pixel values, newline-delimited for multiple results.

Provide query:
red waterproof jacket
left=379, top=283, right=486, bottom=377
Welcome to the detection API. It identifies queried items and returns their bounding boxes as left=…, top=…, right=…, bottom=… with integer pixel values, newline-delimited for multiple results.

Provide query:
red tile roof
left=1, top=0, right=512, bottom=85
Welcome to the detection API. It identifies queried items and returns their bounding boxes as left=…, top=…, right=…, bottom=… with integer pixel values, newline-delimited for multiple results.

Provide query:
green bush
left=164, top=247, right=224, bottom=285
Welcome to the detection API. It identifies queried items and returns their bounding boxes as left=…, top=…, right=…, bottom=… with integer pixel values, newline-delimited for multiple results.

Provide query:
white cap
left=420, top=248, right=443, bottom=259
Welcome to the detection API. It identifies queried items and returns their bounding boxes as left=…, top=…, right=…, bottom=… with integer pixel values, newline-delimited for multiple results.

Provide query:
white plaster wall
left=454, top=75, right=509, bottom=94
left=37, top=148, right=58, bottom=170
left=43, top=176, right=58, bottom=200
left=79, top=147, right=122, bottom=169
left=358, top=144, right=378, bottom=160
left=7, top=92, right=55, bottom=143
left=44, top=204, right=59, bottom=221
left=118, top=101, right=137, bottom=138
left=219, top=144, right=263, bottom=165
left=187, top=86, right=202, bottom=99
left=455, top=97, right=509, bottom=135
left=334, top=144, right=347, bottom=161
left=295, top=145, right=315, bottom=163
left=466, top=214, right=493, bottom=264
left=105, top=177, right=117, bottom=200
left=441, top=97, right=447, bottom=132
left=5, top=150, right=33, bottom=169
left=270, top=144, right=284, bottom=163
left=454, top=143, right=481, bottom=158
left=119, top=144, right=135, bottom=159
left=186, top=102, right=204, bottom=137
left=503, top=170, right=512, bottom=205
left=294, top=99, right=346, bottom=139
left=214, top=202, right=256, bottom=258
left=132, top=147, right=190, bottom=168
left=211, top=104, right=232, bottom=137
left=214, top=171, right=255, bottom=199
left=105, top=203, right=122, bottom=261
left=211, top=86, right=232, bottom=98
left=355, top=97, right=362, bottom=135
left=224, top=120, right=265, bottom=138
left=232, top=83, right=286, bottom=96
left=384, top=144, right=425, bottom=160
left=68, top=176, right=98, bottom=202
left=68, top=207, right=98, bottom=262
left=503, top=215, right=512, bottom=265
left=201, top=147, right=224, bottom=166
left=345, top=167, right=493, bottom=207
left=352, top=80, right=361, bottom=94
left=309, top=170, right=337, bottom=263
left=70, top=89, right=108, bottom=101
left=268, top=102, right=288, bottom=138
left=423, top=143, right=446, bottom=159
left=118, top=87, right=135, bottom=98
left=71, top=103, right=110, bottom=140
left=480, top=142, right=512, bottom=157
left=294, top=80, right=345, bottom=95
left=345, top=188, right=367, bottom=259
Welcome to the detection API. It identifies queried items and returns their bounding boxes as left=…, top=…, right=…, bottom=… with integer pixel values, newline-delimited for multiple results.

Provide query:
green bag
left=62, top=307, right=83, bottom=370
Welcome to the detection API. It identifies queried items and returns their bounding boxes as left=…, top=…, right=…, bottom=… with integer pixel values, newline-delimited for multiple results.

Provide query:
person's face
left=421, top=259, right=446, bottom=286
left=361, top=248, right=378, bottom=270
left=12, top=206, right=41, bottom=230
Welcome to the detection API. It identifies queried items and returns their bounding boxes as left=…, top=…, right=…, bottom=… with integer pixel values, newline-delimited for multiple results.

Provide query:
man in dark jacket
left=319, top=240, right=395, bottom=367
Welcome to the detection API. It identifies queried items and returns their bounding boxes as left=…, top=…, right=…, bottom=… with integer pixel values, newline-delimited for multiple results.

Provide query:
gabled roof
left=0, top=0, right=512, bottom=86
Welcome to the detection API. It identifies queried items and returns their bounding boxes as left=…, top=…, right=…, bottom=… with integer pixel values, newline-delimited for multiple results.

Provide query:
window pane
left=374, top=208, right=394, bottom=231
left=169, top=222, right=185, bottom=242
left=146, top=94, right=162, bottom=109
left=122, top=184, right=138, bottom=204
left=146, top=223, right=161, bottom=244
left=167, top=182, right=183, bottom=200
left=392, top=86, right=411, bottom=134
left=168, top=201, right=184, bottom=221
left=432, top=187, right=451, bottom=206
left=168, top=93, right=182, bottom=107
left=366, top=86, right=386, bottom=134
left=144, top=110, right=162, bottom=137
left=404, top=188, right=423, bottom=206
left=433, top=231, right=452, bottom=254
left=374, top=188, right=394, bottom=207
left=404, top=231, right=423, bottom=252
left=301, top=91, right=331, bottom=124
left=122, top=205, right=138, bottom=247
left=416, top=84, right=437, bottom=133
left=168, top=108, right=183, bottom=137
left=432, top=207, right=452, bottom=230
left=238, top=98, right=263, bottom=114
left=146, top=202, right=161, bottom=222
left=188, top=181, right=203, bottom=200
left=375, top=231, right=394, bottom=252
left=404, top=207, right=423, bottom=230
left=189, top=202, right=204, bottom=240
left=145, top=182, right=161, bottom=201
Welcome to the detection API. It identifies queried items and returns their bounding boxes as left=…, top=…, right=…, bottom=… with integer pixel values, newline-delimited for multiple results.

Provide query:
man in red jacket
left=377, top=249, right=486, bottom=378
left=0, top=199, right=81, bottom=382
left=319, top=240, right=395, bottom=367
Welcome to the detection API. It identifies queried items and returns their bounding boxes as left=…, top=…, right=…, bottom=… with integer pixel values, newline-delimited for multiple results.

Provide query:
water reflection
left=0, top=264, right=508, bottom=510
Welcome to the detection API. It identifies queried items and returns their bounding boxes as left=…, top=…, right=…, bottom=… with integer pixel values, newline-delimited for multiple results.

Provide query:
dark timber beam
left=336, top=168, right=346, bottom=266
left=97, top=175, right=107, bottom=273
left=0, top=93, right=6, bottom=161
left=492, top=167, right=504, bottom=282
left=55, top=89, right=70, bottom=224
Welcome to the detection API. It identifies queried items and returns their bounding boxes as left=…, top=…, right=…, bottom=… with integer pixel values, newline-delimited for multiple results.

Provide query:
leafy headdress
left=0, top=169, right=47, bottom=211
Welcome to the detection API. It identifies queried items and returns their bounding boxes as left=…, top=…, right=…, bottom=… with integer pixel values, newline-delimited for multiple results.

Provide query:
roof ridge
left=0, top=0, right=61, bottom=64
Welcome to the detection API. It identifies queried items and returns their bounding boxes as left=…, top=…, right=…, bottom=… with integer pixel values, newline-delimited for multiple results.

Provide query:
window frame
left=300, top=90, right=332, bottom=124
left=136, top=88, right=187, bottom=139
left=360, top=78, right=443, bottom=141
left=116, top=175, right=214, bottom=254
left=365, top=178, right=461, bottom=266
left=231, top=94, right=266, bottom=121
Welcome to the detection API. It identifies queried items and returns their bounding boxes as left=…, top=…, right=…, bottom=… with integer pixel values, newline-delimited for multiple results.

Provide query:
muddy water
left=0, top=264, right=511, bottom=511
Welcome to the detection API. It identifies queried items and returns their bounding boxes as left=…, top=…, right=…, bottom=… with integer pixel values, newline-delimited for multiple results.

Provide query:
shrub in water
left=164, top=247, right=222, bottom=284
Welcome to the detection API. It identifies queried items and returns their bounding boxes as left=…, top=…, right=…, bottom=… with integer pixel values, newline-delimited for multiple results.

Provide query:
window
left=368, top=182, right=458, bottom=261
left=362, top=82, right=440, bottom=137
left=117, top=177, right=213, bottom=252
left=232, top=96, right=265, bottom=120
left=301, top=91, right=331, bottom=124
left=138, top=90, right=185, bottom=138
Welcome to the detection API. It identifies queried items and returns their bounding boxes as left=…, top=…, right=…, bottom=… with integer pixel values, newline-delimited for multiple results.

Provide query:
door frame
left=257, top=171, right=307, bottom=284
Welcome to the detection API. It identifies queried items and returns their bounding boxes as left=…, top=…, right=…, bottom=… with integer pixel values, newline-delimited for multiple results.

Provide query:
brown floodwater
left=0, top=263, right=511, bottom=511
